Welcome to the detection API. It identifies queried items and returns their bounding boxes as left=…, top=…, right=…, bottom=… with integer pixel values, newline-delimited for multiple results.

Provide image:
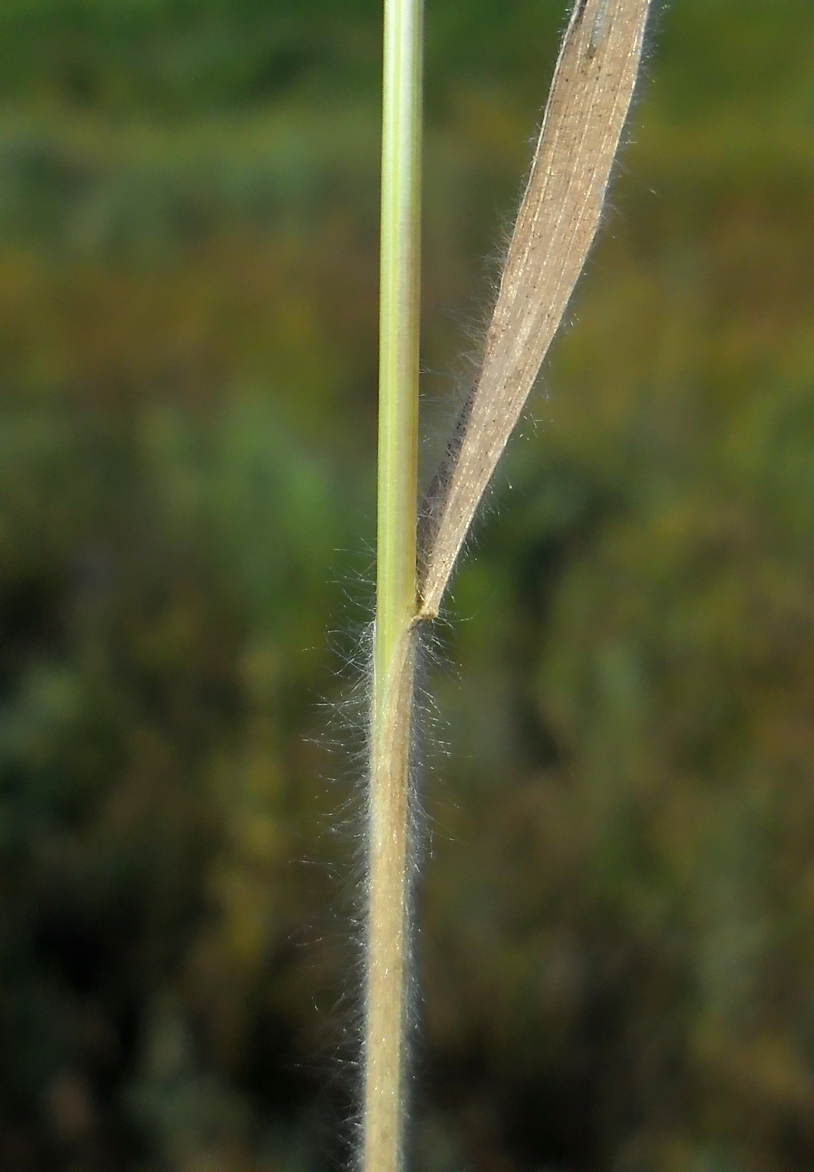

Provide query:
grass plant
left=365, top=1, right=652, bottom=1169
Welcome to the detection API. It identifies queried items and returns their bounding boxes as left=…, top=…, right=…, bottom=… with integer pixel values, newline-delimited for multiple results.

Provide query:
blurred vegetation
left=0, top=1, right=813, bottom=1170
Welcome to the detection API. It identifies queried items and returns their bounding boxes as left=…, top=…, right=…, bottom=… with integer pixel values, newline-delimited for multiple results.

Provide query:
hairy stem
left=364, top=0, right=423, bottom=1168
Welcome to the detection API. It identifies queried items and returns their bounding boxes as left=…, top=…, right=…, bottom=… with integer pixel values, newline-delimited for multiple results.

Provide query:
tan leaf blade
left=418, top=0, right=653, bottom=619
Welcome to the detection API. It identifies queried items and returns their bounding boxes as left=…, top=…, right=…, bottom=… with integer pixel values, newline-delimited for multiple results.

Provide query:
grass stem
left=365, top=0, right=423, bottom=1169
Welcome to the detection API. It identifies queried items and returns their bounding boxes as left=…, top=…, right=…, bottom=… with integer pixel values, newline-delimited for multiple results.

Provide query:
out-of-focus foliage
left=1, top=2, right=813, bottom=1170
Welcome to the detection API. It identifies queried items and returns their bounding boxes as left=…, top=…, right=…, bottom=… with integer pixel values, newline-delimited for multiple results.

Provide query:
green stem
left=365, top=0, right=423, bottom=1169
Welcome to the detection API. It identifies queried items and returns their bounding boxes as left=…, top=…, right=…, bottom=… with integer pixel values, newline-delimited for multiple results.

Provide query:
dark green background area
left=1, top=2, right=814, bottom=1170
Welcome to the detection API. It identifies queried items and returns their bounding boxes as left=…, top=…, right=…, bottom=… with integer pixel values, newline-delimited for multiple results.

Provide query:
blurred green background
left=1, top=1, right=814, bottom=1169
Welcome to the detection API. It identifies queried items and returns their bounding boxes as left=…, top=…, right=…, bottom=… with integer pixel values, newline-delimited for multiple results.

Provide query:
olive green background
left=1, top=1, right=813, bottom=1169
